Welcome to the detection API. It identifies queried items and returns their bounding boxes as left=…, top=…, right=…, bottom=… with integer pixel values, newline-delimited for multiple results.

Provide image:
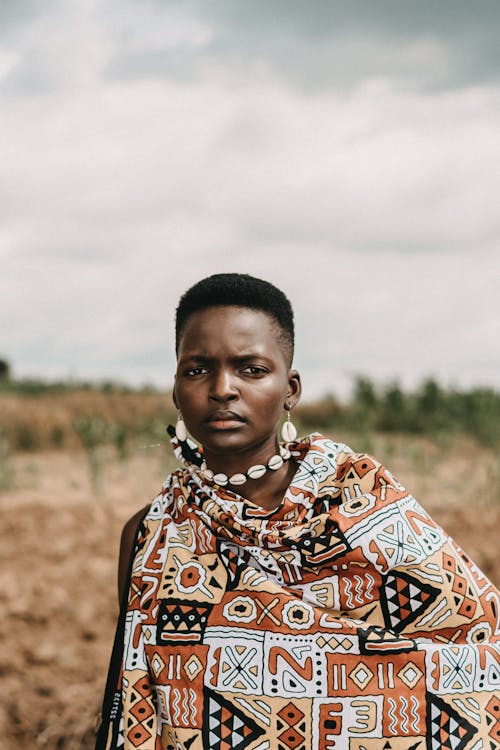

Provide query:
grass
left=0, top=428, right=14, bottom=490
left=0, top=376, right=499, bottom=477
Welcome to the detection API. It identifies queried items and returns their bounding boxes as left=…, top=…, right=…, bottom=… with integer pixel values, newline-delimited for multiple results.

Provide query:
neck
left=202, top=435, right=281, bottom=478
left=201, top=437, right=296, bottom=511
left=212, top=459, right=297, bottom=510
left=170, top=427, right=298, bottom=512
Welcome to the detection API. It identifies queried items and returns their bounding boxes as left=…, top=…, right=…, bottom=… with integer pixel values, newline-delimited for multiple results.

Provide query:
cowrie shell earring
left=175, top=413, right=188, bottom=442
left=281, top=408, right=297, bottom=442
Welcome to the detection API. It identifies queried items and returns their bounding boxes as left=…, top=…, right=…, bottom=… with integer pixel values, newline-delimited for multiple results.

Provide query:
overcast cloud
left=1, top=0, right=499, bottom=400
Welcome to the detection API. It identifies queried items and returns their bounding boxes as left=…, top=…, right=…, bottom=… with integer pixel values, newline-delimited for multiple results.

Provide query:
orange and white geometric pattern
left=96, top=433, right=500, bottom=750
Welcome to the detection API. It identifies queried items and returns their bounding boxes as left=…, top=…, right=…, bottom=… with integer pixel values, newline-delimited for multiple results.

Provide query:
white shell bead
left=268, top=454, right=284, bottom=470
left=202, top=469, right=214, bottom=481
left=175, top=419, right=187, bottom=442
left=280, top=448, right=291, bottom=460
left=229, top=473, right=247, bottom=485
left=281, top=420, right=297, bottom=442
left=213, top=473, right=229, bottom=486
left=247, top=464, right=266, bottom=479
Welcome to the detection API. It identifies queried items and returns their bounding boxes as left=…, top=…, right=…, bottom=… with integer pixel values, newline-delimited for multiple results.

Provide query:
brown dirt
left=1, top=437, right=499, bottom=750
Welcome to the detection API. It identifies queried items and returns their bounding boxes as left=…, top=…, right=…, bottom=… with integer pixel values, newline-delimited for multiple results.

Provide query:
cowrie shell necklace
left=198, top=444, right=292, bottom=487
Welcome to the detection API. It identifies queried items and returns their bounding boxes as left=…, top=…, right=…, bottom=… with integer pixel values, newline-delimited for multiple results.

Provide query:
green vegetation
left=298, top=376, right=500, bottom=449
left=73, top=417, right=109, bottom=493
left=0, top=376, right=154, bottom=396
left=1, top=375, right=499, bottom=454
left=0, top=428, right=14, bottom=490
left=0, top=358, right=10, bottom=381
left=1, top=373, right=499, bottom=502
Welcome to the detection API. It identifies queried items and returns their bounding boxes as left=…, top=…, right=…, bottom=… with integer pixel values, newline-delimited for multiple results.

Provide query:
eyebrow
left=178, top=352, right=272, bottom=366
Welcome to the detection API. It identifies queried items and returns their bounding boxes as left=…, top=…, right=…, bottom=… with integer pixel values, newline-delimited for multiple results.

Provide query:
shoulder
left=307, top=433, right=406, bottom=501
left=120, top=503, right=151, bottom=546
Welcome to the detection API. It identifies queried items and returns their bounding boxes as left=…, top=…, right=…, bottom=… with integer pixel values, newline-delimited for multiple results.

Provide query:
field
left=1, top=388, right=499, bottom=749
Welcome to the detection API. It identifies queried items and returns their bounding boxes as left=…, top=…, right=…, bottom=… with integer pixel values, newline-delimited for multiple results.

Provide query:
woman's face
left=174, top=305, right=301, bottom=463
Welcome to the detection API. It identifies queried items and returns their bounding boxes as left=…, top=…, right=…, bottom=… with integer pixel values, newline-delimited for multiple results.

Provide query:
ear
left=285, top=369, right=302, bottom=410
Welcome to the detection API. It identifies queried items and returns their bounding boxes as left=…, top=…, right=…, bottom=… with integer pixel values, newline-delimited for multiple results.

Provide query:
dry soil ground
left=1, top=437, right=499, bottom=749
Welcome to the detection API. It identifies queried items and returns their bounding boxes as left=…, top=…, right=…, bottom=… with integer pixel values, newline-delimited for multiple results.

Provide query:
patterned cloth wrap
left=96, top=433, right=500, bottom=750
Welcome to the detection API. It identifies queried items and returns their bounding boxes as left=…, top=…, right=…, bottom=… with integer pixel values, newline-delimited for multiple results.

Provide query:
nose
left=209, top=368, right=238, bottom=402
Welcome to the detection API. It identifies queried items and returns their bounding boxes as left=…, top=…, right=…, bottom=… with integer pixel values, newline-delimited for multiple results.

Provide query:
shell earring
left=175, top=413, right=188, bottom=442
left=167, top=421, right=204, bottom=467
left=281, top=407, right=297, bottom=443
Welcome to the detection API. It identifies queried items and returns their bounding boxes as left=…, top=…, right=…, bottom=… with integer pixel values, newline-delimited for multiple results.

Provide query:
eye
left=184, top=366, right=208, bottom=376
left=242, top=365, right=269, bottom=376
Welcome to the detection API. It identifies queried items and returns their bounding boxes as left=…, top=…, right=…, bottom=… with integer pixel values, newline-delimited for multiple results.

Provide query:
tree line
left=298, top=376, right=500, bottom=448
left=1, top=360, right=499, bottom=449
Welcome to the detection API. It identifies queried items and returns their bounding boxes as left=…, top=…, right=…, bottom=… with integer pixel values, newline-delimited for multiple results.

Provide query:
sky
left=1, top=0, right=499, bottom=401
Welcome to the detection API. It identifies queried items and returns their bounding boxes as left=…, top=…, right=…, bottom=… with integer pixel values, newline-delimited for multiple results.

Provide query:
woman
left=97, top=273, right=499, bottom=750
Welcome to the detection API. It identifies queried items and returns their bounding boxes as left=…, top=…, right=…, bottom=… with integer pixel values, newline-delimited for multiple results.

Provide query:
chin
left=205, top=430, right=279, bottom=459
left=202, top=432, right=248, bottom=452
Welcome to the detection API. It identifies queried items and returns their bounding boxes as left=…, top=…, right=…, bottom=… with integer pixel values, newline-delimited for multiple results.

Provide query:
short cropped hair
left=175, top=273, right=295, bottom=363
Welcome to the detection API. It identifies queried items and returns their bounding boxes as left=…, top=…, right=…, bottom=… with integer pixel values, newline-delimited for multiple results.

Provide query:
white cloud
left=1, top=1, right=499, bottom=398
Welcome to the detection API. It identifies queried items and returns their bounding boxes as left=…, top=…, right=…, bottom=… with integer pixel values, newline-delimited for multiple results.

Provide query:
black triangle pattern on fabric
left=357, top=625, right=417, bottom=654
left=156, top=600, right=213, bottom=645
left=425, top=693, right=477, bottom=750
left=216, top=540, right=247, bottom=591
left=358, top=624, right=417, bottom=655
left=380, top=570, right=440, bottom=632
left=202, top=688, right=266, bottom=750
left=280, top=518, right=351, bottom=569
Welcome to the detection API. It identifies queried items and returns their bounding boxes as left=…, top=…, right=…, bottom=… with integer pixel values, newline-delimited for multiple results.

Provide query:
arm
left=117, top=504, right=150, bottom=605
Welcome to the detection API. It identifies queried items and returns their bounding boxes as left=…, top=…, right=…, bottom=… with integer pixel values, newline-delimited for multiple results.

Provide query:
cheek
left=175, top=384, right=201, bottom=413
left=257, top=383, right=287, bottom=416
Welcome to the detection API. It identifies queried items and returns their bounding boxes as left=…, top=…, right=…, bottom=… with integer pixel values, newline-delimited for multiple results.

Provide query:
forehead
left=177, top=305, right=284, bottom=356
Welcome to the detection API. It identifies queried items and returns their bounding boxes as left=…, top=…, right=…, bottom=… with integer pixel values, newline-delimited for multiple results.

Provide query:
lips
left=205, top=410, right=246, bottom=429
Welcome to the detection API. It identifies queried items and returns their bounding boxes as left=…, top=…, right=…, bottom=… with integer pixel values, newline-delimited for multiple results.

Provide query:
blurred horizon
left=1, top=357, right=500, bottom=403
left=2, top=362, right=499, bottom=453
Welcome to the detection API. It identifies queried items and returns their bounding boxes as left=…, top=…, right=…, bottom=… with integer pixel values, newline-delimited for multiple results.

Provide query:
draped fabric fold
left=96, top=433, right=500, bottom=750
